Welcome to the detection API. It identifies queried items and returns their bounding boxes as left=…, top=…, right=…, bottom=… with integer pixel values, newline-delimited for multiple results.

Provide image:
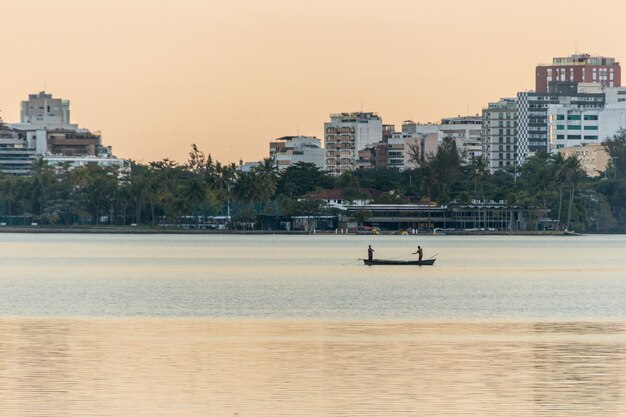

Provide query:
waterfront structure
left=536, top=54, right=621, bottom=93
left=481, top=98, right=517, bottom=172
left=269, top=135, right=325, bottom=171
left=439, top=116, right=483, bottom=162
left=344, top=202, right=545, bottom=232
left=324, top=112, right=383, bottom=174
left=559, top=144, right=609, bottom=177
left=21, top=91, right=70, bottom=126
left=516, top=83, right=604, bottom=165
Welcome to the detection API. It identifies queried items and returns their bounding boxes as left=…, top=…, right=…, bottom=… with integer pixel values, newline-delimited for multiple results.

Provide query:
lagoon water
left=1, top=233, right=626, bottom=416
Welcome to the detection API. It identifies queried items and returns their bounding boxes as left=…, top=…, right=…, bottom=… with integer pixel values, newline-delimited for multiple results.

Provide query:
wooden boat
left=363, top=258, right=436, bottom=266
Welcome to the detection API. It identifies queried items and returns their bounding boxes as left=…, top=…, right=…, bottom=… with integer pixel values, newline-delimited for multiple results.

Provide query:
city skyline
left=2, top=0, right=626, bottom=164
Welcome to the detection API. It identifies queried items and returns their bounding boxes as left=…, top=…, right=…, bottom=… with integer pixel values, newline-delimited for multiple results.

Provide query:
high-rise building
left=536, top=54, right=621, bottom=93
left=516, top=83, right=605, bottom=165
left=324, top=112, right=383, bottom=174
left=481, top=98, right=518, bottom=172
left=21, top=91, right=70, bottom=126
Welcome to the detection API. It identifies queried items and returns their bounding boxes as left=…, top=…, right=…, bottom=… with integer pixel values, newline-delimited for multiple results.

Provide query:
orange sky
left=1, top=0, right=626, bottom=164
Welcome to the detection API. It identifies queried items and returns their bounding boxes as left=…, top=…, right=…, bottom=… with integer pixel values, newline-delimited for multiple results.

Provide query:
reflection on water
left=1, top=319, right=625, bottom=417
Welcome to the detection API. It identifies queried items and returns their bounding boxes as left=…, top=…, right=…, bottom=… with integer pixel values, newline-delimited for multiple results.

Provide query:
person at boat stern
left=367, top=245, right=374, bottom=261
left=412, top=246, right=423, bottom=261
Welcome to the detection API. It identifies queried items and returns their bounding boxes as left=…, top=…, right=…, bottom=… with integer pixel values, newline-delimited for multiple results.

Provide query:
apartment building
left=516, top=83, right=605, bottom=165
left=481, top=98, right=518, bottom=172
left=324, top=112, right=383, bottom=174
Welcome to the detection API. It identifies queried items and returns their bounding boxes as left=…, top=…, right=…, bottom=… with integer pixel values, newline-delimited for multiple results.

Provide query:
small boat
left=363, top=258, right=436, bottom=266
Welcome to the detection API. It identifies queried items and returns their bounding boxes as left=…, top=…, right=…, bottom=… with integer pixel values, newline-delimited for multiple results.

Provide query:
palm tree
left=30, top=158, right=56, bottom=223
left=0, top=175, right=20, bottom=216
left=252, top=158, right=278, bottom=204
left=563, top=155, right=584, bottom=231
left=549, top=153, right=567, bottom=230
left=469, top=156, right=490, bottom=229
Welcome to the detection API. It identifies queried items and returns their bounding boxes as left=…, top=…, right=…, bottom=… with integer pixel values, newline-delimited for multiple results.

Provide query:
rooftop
left=538, top=53, right=618, bottom=67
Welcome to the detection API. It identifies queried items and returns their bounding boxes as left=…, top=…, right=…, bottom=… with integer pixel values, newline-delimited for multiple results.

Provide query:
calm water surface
left=0, top=233, right=625, bottom=416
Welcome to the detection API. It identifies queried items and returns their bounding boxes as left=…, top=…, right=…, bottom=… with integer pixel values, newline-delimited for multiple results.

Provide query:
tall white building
left=481, top=98, right=518, bottom=172
left=516, top=85, right=605, bottom=165
left=324, top=112, right=383, bottom=174
left=269, top=136, right=325, bottom=171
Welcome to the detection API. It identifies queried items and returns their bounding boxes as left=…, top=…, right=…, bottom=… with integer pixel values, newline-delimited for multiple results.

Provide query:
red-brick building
left=535, top=54, right=621, bottom=93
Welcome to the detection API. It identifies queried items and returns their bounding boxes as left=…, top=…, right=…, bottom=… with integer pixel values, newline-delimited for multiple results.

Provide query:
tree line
left=1, top=133, right=626, bottom=232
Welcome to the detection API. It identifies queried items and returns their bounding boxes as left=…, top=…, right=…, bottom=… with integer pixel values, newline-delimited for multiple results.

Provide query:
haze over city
left=2, top=0, right=626, bottom=164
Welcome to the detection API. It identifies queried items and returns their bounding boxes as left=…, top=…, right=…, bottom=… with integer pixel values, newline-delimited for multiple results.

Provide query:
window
left=557, top=115, right=565, bottom=120
left=584, top=125, right=598, bottom=130
left=568, top=115, right=581, bottom=120
left=584, top=135, right=598, bottom=140
left=556, top=134, right=565, bottom=139
left=567, top=135, right=581, bottom=139
left=584, top=114, right=598, bottom=120
left=556, top=125, right=565, bottom=130
left=569, top=125, right=581, bottom=130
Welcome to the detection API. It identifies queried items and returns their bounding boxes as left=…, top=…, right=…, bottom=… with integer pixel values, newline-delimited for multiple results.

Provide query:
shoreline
left=0, top=226, right=585, bottom=236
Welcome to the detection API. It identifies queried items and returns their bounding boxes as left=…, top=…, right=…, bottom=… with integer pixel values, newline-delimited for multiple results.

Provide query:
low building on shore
left=343, top=201, right=548, bottom=232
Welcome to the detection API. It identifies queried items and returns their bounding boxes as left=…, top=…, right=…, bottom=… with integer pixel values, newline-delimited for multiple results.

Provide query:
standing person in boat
left=412, top=246, right=423, bottom=261
left=367, top=245, right=374, bottom=261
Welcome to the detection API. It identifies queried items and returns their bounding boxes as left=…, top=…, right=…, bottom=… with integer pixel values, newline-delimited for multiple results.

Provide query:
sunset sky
left=2, top=0, right=626, bottom=164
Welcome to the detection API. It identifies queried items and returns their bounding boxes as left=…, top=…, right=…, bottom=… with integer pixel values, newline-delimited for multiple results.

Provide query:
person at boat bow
left=412, top=246, right=423, bottom=261
left=367, top=245, right=374, bottom=261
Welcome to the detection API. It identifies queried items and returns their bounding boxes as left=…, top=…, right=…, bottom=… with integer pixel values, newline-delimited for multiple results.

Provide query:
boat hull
left=363, top=259, right=436, bottom=266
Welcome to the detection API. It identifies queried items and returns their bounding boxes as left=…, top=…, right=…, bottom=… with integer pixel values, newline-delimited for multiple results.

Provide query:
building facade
left=0, top=122, right=36, bottom=175
left=482, top=98, right=517, bottom=172
left=599, top=101, right=626, bottom=141
left=324, top=112, right=383, bottom=174
left=559, top=144, right=609, bottom=177
left=439, top=116, right=483, bottom=163
left=516, top=85, right=604, bottom=165
left=536, top=54, right=621, bottom=93
left=269, top=135, right=325, bottom=171
left=21, top=91, right=70, bottom=126
left=547, top=106, right=600, bottom=151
